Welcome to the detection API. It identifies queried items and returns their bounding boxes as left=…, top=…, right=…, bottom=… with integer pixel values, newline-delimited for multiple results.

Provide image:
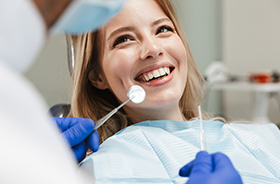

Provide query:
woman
left=67, top=0, right=280, bottom=183
left=68, top=0, right=205, bottom=144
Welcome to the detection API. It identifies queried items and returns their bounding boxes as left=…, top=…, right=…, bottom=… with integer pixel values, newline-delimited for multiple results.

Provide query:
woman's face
left=94, top=0, right=188, bottom=121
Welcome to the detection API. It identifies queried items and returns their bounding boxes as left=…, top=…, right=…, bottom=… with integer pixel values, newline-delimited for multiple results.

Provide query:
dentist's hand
left=179, top=151, right=242, bottom=184
left=53, top=117, right=99, bottom=162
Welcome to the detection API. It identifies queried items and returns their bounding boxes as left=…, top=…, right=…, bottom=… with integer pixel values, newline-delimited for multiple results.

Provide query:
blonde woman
left=68, top=0, right=204, bottom=144
left=65, top=0, right=280, bottom=183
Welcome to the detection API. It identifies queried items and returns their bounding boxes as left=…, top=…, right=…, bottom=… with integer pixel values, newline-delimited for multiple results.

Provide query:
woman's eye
left=156, top=26, right=174, bottom=35
left=113, top=35, right=133, bottom=47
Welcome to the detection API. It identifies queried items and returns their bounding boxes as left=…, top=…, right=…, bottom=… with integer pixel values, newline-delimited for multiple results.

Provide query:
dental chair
left=49, top=103, right=71, bottom=117
left=49, top=35, right=74, bottom=118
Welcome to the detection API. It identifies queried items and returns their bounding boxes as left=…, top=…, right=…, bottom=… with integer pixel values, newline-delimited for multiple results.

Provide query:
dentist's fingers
left=179, top=151, right=212, bottom=177
left=87, top=129, right=99, bottom=152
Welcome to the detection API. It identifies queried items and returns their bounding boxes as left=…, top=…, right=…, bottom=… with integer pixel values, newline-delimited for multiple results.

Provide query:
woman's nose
left=140, top=38, right=163, bottom=60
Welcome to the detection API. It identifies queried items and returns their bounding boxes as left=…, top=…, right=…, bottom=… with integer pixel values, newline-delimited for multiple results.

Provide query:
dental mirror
left=127, top=85, right=146, bottom=104
left=94, top=85, right=146, bottom=129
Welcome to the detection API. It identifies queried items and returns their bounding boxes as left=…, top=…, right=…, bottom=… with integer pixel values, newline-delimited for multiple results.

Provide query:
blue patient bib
left=80, top=120, right=280, bottom=184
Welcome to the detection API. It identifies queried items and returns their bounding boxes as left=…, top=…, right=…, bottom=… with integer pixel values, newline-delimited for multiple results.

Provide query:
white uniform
left=0, top=0, right=92, bottom=183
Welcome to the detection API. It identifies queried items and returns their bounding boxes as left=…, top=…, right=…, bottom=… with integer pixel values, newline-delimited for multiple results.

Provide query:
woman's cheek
left=105, top=50, right=135, bottom=79
left=168, top=39, right=187, bottom=66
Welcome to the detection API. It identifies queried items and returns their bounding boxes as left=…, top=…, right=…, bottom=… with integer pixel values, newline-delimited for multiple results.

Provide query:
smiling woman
left=68, top=0, right=204, bottom=143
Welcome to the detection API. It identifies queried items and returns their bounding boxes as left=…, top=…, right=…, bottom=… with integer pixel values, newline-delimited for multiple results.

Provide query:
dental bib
left=80, top=120, right=280, bottom=184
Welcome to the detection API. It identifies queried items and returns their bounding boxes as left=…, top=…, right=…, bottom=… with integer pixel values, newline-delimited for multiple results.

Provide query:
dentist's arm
left=179, top=151, right=243, bottom=184
left=53, top=117, right=99, bottom=162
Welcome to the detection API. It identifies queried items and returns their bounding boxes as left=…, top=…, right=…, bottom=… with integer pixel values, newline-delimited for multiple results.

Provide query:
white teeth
left=159, top=68, right=165, bottom=76
left=153, top=70, right=160, bottom=78
left=148, top=73, right=153, bottom=80
left=144, top=74, right=149, bottom=81
left=164, top=67, right=170, bottom=74
left=139, top=67, right=171, bottom=82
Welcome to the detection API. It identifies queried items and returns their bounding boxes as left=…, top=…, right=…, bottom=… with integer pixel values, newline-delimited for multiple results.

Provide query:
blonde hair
left=68, top=0, right=208, bottom=143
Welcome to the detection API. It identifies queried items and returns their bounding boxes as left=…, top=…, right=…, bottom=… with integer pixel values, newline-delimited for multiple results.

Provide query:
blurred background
left=25, top=0, right=280, bottom=124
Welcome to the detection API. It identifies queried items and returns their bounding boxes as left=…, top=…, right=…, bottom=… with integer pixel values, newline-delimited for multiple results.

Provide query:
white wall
left=172, top=0, right=223, bottom=115
left=222, top=0, right=280, bottom=123
left=24, top=34, right=72, bottom=108
left=172, top=0, right=222, bottom=72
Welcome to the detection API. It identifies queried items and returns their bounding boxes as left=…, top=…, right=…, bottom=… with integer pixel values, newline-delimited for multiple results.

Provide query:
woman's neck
left=124, top=103, right=185, bottom=124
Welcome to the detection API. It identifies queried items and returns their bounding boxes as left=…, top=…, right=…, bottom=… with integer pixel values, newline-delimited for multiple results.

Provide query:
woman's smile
left=135, top=64, right=175, bottom=86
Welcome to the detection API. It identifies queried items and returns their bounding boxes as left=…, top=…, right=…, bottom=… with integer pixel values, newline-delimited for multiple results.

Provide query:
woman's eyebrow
left=151, top=18, right=171, bottom=27
left=107, top=18, right=171, bottom=41
left=107, top=26, right=134, bottom=41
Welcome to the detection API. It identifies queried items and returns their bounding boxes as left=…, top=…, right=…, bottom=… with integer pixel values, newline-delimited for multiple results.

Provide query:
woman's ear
left=88, top=70, right=109, bottom=90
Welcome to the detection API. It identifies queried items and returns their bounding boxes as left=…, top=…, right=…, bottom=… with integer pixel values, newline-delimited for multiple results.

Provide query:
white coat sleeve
left=0, top=0, right=94, bottom=183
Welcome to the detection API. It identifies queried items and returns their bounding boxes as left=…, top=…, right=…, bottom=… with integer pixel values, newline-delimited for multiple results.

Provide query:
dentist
left=0, top=0, right=125, bottom=183
left=0, top=0, right=241, bottom=183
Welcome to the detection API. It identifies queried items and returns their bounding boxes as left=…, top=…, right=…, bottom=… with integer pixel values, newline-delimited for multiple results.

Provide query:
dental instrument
left=94, top=85, right=146, bottom=129
left=198, top=106, right=206, bottom=151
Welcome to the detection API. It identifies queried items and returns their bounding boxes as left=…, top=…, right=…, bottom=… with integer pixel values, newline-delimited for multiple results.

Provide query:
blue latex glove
left=179, top=151, right=243, bottom=184
left=53, top=117, right=99, bottom=162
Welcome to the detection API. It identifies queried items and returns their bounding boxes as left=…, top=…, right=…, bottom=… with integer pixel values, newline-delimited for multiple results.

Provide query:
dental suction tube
left=94, top=85, right=146, bottom=130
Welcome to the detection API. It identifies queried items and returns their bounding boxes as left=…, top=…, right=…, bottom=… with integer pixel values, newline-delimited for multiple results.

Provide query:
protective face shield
left=51, top=0, right=126, bottom=34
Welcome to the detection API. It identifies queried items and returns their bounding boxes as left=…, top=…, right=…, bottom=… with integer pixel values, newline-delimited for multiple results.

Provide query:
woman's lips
left=136, top=66, right=171, bottom=82
left=135, top=66, right=175, bottom=86
left=135, top=63, right=175, bottom=80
